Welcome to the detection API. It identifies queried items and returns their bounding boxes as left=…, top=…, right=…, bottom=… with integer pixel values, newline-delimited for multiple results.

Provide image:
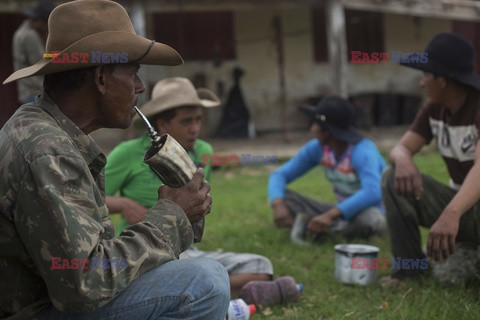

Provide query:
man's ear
left=439, top=76, right=448, bottom=89
left=93, top=66, right=107, bottom=95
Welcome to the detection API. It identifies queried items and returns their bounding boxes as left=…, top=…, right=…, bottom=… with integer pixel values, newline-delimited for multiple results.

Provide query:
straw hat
left=136, top=77, right=220, bottom=121
left=3, top=0, right=182, bottom=84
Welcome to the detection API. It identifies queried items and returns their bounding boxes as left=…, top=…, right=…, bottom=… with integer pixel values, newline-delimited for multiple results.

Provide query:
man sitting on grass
left=0, top=1, right=228, bottom=318
left=381, top=32, right=480, bottom=284
left=268, top=96, right=387, bottom=244
left=105, top=77, right=274, bottom=296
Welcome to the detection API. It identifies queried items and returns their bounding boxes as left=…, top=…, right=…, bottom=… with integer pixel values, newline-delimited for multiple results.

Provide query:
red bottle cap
left=248, top=304, right=256, bottom=315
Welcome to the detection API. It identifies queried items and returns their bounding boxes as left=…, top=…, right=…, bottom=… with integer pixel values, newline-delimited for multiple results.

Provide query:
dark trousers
left=381, top=166, right=480, bottom=278
left=283, top=190, right=386, bottom=240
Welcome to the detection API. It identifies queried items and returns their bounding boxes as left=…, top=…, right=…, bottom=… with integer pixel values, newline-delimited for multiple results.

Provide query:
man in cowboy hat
left=105, top=77, right=274, bottom=296
left=381, top=32, right=480, bottom=283
left=268, top=96, right=387, bottom=244
left=0, top=1, right=229, bottom=319
left=12, top=0, right=55, bottom=104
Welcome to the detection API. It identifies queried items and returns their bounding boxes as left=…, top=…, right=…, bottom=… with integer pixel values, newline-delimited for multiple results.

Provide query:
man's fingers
left=199, top=179, right=210, bottom=196
left=413, top=174, right=423, bottom=200
left=396, top=177, right=408, bottom=198
left=448, top=235, right=455, bottom=256
left=190, top=168, right=205, bottom=186
left=278, top=216, right=292, bottom=228
left=205, top=193, right=212, bottom=214
left=307, top=220, right=315, bottom=233
left=440, top=235, right=449, bottom=260
left=427, top=233, right=433, bottom=259
left=405, top=176, right=416, bottom=200
left=189, top=193, right=212, bottom=220
left=432, top=235, right=441, bottom=261
left=307, top=219, right=326, bottom=234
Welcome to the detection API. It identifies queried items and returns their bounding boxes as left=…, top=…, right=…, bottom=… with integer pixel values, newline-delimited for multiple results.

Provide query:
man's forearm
left=389, top=143, right=413, bottom=165
left=442, top=162, right=480, bottom=219
left=271, top=198, right=284, bottom=208
left=105, top=195, right=123, bottom=213
left=389, top=131, right=427, bottom=165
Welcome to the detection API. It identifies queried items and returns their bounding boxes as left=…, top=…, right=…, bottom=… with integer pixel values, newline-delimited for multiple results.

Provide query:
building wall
left=141, top=8, right=452, bottom=133
left=0, top=1, right=459, bottom=149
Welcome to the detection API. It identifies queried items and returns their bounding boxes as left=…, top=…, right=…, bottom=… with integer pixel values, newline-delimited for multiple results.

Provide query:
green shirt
left=0, top=93, right=193, bottom=318
left=105, top=135, right=213, bottom=235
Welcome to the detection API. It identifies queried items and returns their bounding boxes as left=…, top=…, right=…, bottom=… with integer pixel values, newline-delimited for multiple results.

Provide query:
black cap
left=301, top=95, right=363, bottom=144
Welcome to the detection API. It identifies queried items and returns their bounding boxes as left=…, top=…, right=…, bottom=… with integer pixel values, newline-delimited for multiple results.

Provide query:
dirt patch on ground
left=207, top=125, right=409, bottom=158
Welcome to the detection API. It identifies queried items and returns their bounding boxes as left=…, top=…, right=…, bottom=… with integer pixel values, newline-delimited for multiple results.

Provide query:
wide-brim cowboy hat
left=135, top=77, right=220, bottom=122
left=3, top=0, right=182, bottom=84
left=301, top=95, right=363, bottom=144
left=401, top=32, right=480, bottom=90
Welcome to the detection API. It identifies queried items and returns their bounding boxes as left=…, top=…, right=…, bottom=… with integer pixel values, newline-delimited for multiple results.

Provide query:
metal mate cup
left=134, top=106, right=204, bottom=242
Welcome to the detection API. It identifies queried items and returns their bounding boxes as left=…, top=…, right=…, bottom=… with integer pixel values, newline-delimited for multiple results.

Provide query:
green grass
left=195, top=149, right=480, bottom=319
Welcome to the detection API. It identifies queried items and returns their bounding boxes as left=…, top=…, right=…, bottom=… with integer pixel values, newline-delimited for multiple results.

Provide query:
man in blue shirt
left=268, top=96, right=387, bottom=243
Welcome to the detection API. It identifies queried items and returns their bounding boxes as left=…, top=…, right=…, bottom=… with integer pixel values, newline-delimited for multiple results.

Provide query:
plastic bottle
left=239, top=276, right=303, bottom=307
left=225, top=298, right=256, bottom=320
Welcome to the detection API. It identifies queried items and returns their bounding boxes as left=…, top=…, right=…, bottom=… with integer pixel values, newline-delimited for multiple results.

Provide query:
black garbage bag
left=217, top=67, right=250, bottom=138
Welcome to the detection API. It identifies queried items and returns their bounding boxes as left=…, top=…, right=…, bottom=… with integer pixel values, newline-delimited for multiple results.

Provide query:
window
left=153, top=11, right=236, bottom=61
left=312, top=8, right=384, bottom=63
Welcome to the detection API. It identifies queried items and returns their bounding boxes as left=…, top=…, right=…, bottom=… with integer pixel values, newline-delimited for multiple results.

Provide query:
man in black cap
left=268, top=95, right=387, bottom=244
left=382, top=32, right=480, bottom=283
left=12, top=1, right=54, bottom=104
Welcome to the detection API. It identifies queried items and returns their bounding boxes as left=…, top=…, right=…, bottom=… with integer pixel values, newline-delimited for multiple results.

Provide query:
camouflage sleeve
left=15, top=153, right=193, bottom=313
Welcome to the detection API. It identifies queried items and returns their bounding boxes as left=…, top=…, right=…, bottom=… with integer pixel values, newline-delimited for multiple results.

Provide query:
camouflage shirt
left=0, top=93, right=193, bottom=319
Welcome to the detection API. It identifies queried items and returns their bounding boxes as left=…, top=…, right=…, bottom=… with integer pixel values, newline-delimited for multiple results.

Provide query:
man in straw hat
left=268, top=96, right=387, bottom=245
left=381, top=32, right=480, bottom=284
left=105, top=77, right=274, bottom=297
left=0, top=1, right=229, bottom=319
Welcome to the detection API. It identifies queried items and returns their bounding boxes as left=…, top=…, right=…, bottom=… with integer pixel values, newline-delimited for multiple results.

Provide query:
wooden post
left=272, top=14, right=289, bottom=142
left=326, top=0, right=348, bottom=98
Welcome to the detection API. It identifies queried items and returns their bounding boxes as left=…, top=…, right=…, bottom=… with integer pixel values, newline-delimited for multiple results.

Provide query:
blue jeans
left=43, top=258, right=230, bottom=320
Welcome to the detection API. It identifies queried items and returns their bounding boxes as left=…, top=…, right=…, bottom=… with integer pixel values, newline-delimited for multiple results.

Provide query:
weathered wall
left=140, top=8, right=452, bottom=133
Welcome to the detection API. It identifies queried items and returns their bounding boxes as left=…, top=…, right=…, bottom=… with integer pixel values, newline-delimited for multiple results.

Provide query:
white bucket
left=334, top=244, right=380, bottom=286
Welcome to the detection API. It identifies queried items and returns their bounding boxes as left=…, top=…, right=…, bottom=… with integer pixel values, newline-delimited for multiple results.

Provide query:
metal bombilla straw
left=134, top=106, right=162, bottom=146
left=133, top=105, right=205, bottom=242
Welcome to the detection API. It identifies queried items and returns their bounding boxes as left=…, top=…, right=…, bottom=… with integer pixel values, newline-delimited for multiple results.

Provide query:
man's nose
left=190, top=121, right=200, bottom=134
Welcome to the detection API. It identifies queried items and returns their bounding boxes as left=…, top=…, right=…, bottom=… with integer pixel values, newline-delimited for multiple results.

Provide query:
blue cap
left=297, top=284, right=304, bottom=292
